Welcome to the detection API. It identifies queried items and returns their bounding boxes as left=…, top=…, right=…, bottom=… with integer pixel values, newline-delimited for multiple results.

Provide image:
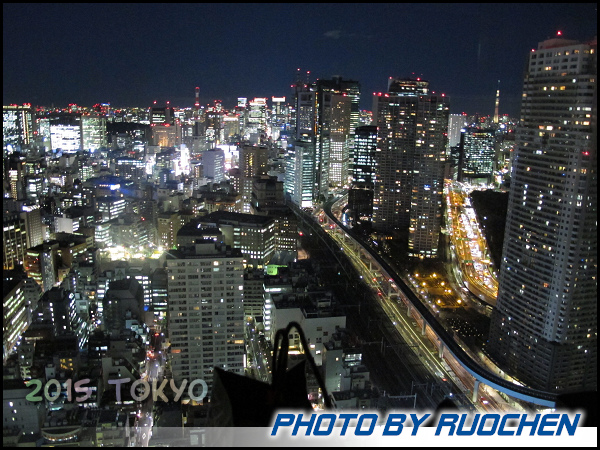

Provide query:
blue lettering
left=456, top=413, right=480, bottom=436
left=313, top=414, right=336, bottom=436
left=516, top=414, right=540, bottom=436
left=538, top=414, right=559, bottom=436
left=271, top=414, right=295, bottom=435
left=557, top=414, right=580, bottom=436
left=383, top=414, right=407, bottom=436
left=355, top=414, right=378, bottom=436
left=498, top=413, right=519, bottom=436
left=410, top=413, right=431, bottom=436
left=435, top=413, right=459, bottom=436
left=338, top=413, right=357, bottom=436
left=292, top=413, right=316, bottom=436
left=476, top=414, right=499, bottom=436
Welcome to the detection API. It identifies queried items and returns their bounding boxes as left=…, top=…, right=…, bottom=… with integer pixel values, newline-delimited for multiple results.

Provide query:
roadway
left=245, top=317, right=272, bottom=383
left=312, top=194, right=559, bottom=408
left=445, top=181, right=498, bottom=306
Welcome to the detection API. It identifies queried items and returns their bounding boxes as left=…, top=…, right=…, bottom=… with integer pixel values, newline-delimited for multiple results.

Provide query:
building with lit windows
left=157, top=211, right=184, bottom=250
left=285, top=140, right=315, bottom=208
left=166, top=241, right=245, bottom=396
left=96, top=196, right=127, bottom=223
left=447, top=113, right=467, bottom=150
left=3, top=213, right=28, bottom=270
left=245, top=97, right=269, bottom=141
left=316, top=77, right=360, bottom=189
left=81, top=114, right=107, bottom=152
left=239, top=144, right=269, bottom=212
left=202, top=148, right=225, bottom=183
left=348, top=125, right=377, bottom=223
left=250, top=176, right=298, bottom=254
left=24, top=242, right=58, bottom=292
left=488, top=35, right=597, bottom=393
left=37, top=113, right=83, bottom=154
left=193, top=211, right=276, bottom=269
left=3, top=277, right=30, bottom=362
left=3, top=104, right=35, bottom=156
left=372, top=78, right=449, bottom=258
left=3, top=379, right=45, bottom=434
left=459, top=127, right=496, bottom=181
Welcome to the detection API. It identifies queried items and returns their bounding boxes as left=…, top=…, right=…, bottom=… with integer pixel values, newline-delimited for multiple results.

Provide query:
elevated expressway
left=292, top=196, right=559, bottom=409
left=445, top=181, right=498, bottom=306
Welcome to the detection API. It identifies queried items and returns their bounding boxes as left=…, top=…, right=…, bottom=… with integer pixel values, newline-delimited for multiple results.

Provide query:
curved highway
left=321, top=195, right=559, bottom=408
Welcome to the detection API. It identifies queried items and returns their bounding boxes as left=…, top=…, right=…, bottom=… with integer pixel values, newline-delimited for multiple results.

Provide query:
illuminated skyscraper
left=3, top=104, right=34, bottom=156
left=348, top=125, right=377, bottom=223
left=460, top=127, right=496, bottom=182
left=285, top=73, right=360, bottom=205
left=316, top=77, right=360, bottom=189
left=239, top=144, right=269, bottom=213
left=372, top=78, right=449, bottom=258
left=488, top=35, right=597, bottom=393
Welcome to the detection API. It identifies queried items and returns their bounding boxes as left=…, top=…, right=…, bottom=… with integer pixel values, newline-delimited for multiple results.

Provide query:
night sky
left=3, top=3, right=597, bottom=117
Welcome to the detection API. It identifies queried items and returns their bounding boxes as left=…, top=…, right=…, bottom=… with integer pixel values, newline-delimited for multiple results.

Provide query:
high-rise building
left=238, top=144, right=269, bottom=213
left=202, top=148, right=225, bottom=183
left=284, top=140, right=315, bottom=208
left=488, top=35, right=597, bottom=393
left=460, top=127, right=496, bottom=181
left=166, top=240, right=245, bottom=396
left=81, top=114, right=107, bottom=152
left=447, top=113, right=467, bottom=149
left=3, top=212, right=28, bottom=270
left=372, top=78, right=449, bottom=258
left=3, top=276, right=30, bottom=362
left=3, top=104, right=35, bottom=156
left=285, top=74, right=360, bottom=203
left=348, top=125, right=377, bottom=223
left=315, top=77, right=360, bottom=192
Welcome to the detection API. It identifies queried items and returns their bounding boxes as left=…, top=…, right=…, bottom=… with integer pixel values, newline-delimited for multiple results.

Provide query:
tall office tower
left=460, top=127, right=496, bottom=182
left=21, top=208, right=43, bottom=249
left=3, top=213, right=28, bottom=270
left=81, top=114, right=107, bottom=152
left=7, top=155, right=26, bottom=201
left=3, top=104, right=35, bottom=156
left=271, top=97, right=287, bottom=141
left=288, top=78, right=318, bottom=206
left=166, top=240, right=245, bottom=396
left=372, top=78, right=449, bottom=258
left=3, top=276, right=31, bottom=362
left=246, top=97, right=269, bottom=141
left=488, top=35, right=597, bottom=393
left=316, top=77, right=360, bottom=189
left=348, top=125, right=377, bottom=223
left=239, top=144, right=269, bottom=213
left=448, top=113, right=467, bottom=150
left=288, top=74, right=360, bottom=201
left=202, top=148, right=225, bottom=183
left=284, top=140, right=315, bottom=208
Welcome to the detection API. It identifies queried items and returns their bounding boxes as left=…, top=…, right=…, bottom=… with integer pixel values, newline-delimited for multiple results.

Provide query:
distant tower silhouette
left=493, top=80, right=500, bottom=124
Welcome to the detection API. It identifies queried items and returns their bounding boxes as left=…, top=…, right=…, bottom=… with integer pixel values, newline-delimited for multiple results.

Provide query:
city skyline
left=2, top=5, right=597, bottom=445
left=3, top=3, right=597, bottom=116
